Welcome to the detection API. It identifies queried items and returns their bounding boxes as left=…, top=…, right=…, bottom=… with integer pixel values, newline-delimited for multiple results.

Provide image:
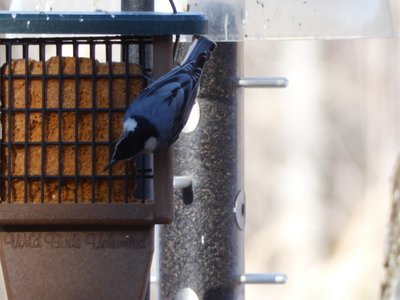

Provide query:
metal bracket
left=151, top=273, right=287, bottom=285
left=237, top=77, right=288, bottom=88
left=240, top=273, right=288, bottom=284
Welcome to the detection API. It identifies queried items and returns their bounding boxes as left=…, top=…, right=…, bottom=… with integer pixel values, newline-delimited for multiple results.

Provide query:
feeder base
left=0, top=226, right=153, bottom=300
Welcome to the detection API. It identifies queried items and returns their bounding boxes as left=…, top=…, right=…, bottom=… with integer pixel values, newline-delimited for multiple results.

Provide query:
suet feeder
left=0, top=11, right=207, bottom=300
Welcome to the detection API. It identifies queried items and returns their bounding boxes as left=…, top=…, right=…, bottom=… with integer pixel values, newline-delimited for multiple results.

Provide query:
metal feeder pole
left=159, top=41, right=245, bottom=299
left=122, top=0, right=153, bottom=15
left=120, top=4, right=153, bottom=300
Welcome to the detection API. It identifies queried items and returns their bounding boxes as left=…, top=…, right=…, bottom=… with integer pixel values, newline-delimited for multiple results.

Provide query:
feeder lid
left=157, top=0, right=393, bottom=40
left=0, top=11, right=207, bottom=35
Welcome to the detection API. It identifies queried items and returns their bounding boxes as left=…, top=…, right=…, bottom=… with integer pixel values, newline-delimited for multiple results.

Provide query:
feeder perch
left=0, top=11, right=207, bottom=300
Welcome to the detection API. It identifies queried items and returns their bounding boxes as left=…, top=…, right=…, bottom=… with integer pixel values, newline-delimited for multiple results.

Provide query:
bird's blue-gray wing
left=125, top=61, right=202, bottom=148
left=125, top=78, right=190, bottom=147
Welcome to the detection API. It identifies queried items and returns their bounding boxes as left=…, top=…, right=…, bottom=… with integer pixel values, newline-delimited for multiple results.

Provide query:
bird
left=104, top=36, right=216, bottom=170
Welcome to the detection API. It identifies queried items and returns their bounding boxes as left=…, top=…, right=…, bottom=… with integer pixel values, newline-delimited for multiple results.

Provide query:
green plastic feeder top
left=0, top=11, right=208, bottom=35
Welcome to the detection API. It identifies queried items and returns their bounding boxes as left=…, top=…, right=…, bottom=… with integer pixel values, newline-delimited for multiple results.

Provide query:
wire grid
left=0, top=36, right=154, bottom=204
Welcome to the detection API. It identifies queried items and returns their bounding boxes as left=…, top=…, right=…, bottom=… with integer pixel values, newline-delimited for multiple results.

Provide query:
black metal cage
left=0, top=36, right=153, bottom=204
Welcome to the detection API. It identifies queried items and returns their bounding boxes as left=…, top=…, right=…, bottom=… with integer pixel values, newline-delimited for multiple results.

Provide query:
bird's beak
left=104, top=158, right=117, bottom=171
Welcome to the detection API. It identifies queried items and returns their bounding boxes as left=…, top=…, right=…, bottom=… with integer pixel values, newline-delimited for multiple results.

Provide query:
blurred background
left=244, top=1, right=400, bottom=299
left=0, top=0, right=398, bottom=299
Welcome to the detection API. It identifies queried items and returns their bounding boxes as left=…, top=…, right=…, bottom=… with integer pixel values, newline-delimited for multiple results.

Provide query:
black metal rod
left=159, top=42, right=245, bottom=299
left=6, top=43, right=12, bottom=204
left=40, top=42, right=46, bottom=204
left=121, top=2, right=155, bottom=299
left=90, top=41, right=96, bottom=204
left=56, top=42, right=63, bottom=203
left=124, top=41, right=130, bottom=203
left=23, top=44, right=29, bottom=203
left=122, top=0, right=154, bottom=205
left=106, top=42, right=113, bottom=203
left=73, top=42, right=79, bottom=204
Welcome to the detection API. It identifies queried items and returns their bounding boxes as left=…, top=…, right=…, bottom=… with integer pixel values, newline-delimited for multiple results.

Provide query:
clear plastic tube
left=184, top=0, right=393, bottom=41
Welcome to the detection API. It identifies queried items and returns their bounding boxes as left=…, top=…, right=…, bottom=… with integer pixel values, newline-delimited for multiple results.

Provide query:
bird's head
left=104, top=116, right=158, bottom=171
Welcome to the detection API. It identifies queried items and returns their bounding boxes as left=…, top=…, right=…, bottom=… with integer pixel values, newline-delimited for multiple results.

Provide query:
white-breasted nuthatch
left=105, top=36, right=216, bottom=170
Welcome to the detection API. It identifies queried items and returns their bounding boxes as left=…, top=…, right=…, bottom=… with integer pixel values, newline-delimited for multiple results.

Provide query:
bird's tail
left=181, top=36, right=216, bottom=66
